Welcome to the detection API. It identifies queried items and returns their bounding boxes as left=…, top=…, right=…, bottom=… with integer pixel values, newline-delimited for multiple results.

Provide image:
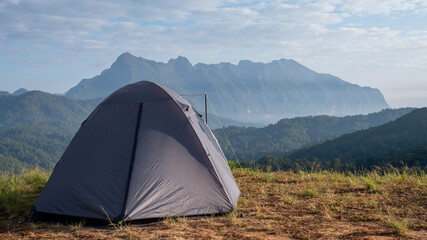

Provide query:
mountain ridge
left=65, top=53, right=390, bottom=123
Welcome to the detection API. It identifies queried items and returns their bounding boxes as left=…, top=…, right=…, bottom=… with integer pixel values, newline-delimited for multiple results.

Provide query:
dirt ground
left=1, top=169, right=426, bottom=239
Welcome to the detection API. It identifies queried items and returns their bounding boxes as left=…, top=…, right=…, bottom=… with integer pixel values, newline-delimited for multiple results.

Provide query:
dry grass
left=0, top=169, right=426, bottom=239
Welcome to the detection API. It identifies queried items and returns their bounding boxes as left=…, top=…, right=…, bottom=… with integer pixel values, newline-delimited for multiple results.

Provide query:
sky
left=1, top=0, right=427, bottom=108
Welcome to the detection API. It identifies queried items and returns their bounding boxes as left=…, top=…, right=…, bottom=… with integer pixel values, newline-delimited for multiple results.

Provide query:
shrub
left=228, top=160, right=237, bottom=170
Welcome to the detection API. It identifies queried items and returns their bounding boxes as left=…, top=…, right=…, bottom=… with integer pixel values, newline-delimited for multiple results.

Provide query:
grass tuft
left=282, top=191, right=296, bottom=205
left=364, top=175, right=378, bottom=191
left=261, top=172, right=277, bottom=182
left=385, top=208, right=408, bottom=233
left=69, top=220, right=85, bottom=231
left=301, top=188, right=320, bottom=198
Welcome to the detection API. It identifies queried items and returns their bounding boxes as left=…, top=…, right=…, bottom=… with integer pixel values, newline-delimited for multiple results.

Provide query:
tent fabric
left=33, top=81, right=240, bottom=222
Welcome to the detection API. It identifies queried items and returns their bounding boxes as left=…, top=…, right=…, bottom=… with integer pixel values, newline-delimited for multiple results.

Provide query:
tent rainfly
left=32, top=81, right=240, bottom=222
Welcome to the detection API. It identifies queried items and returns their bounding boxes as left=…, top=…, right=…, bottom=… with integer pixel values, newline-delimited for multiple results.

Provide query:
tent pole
left=205, top=93, right=208, bottom=124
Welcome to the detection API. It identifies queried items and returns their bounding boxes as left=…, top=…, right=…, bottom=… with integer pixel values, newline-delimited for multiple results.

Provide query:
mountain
left=286, top=108, right=427, bottom=169
left=12, top=88, right=28, bottom=96
left=0, top=91, right=102, bottom=132
left=66, top=53, right=389, bottom=123
left=214, top=108, right=414, bottom=161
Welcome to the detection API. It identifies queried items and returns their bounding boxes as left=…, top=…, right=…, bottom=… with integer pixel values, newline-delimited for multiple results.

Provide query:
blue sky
left=1, top=0, right=427, bottom=107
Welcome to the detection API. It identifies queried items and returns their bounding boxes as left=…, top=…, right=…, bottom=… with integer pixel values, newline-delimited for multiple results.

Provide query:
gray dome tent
left=32, top=81, right=240, bottom=222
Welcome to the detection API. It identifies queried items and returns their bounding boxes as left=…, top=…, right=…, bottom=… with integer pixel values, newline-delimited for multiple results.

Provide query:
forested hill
left=0, top=91, right=101, bottom=132
left=0, top=126, right=73, bottom=173
left=0, top=91, right=101, bottom=172
left=214, top=108, right=414, bottom=161
left=286, top=108, right=427, bottom=170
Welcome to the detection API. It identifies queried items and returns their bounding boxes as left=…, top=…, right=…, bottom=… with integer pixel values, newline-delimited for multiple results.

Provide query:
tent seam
left=117, top=102, right=143, bottom=221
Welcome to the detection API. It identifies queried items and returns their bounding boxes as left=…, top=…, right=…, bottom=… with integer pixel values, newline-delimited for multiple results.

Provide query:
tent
left=32, top=81, right=240, bottom=222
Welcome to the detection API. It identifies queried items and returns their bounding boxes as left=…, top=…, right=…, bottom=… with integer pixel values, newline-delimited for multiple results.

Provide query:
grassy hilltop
left=0, top=168, right=425, bottom=239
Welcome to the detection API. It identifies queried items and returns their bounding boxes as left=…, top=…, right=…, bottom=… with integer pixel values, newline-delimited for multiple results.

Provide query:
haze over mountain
left=66, top=53, right=389, bottom=123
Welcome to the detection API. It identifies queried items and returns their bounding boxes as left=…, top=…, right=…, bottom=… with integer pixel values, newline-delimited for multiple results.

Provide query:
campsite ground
left=0, top=169, right=426, bottom=239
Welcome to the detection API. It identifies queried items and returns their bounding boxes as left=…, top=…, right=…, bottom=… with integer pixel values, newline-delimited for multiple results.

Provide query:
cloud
left=0, top=0, right=425, bottom=70
left=1, top=0, right=427, bottom=107
left=339, top=0, right=424, bottom=16
left=9, top=57, right=66, bottom=67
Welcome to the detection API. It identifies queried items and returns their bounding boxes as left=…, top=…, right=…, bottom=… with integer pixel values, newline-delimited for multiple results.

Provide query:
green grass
left=69, top=220, right=85, bottom=231
left=364, top=176, right=378, bottom=191
left=261, top=172, right=277, bottom=182
left=0, top=168, right=50, bottom=220
left=301, top=188, right=320, bottom=198
left=0, top=167, right=425, bottom=239
left=385, top=208, right=408, bottom=234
